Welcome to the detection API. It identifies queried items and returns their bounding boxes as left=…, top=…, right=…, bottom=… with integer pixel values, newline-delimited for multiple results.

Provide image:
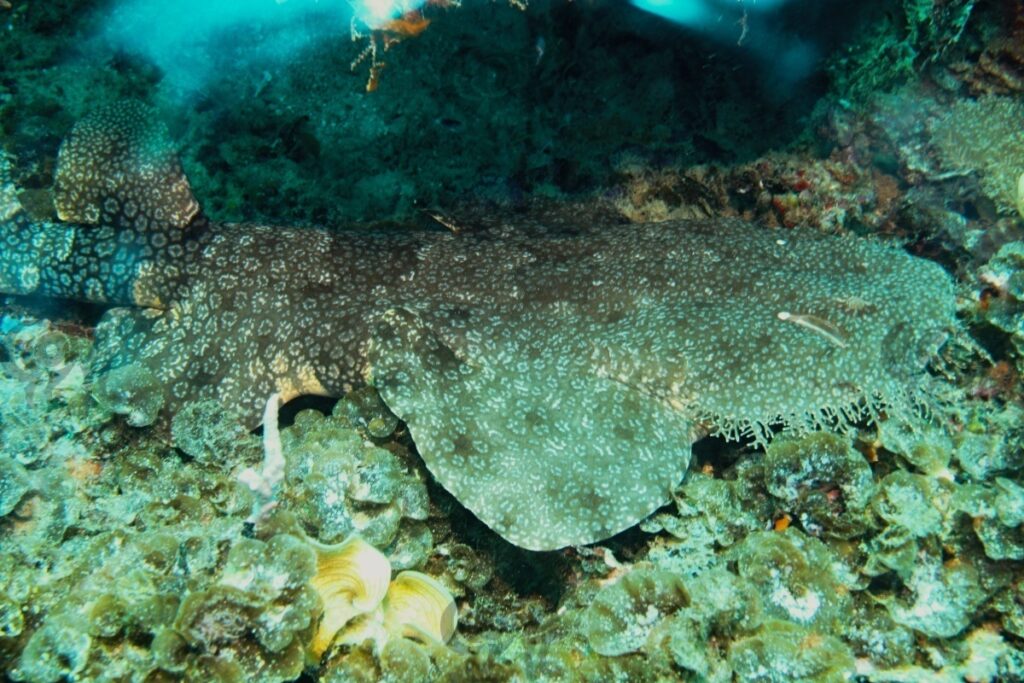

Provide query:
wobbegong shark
left=0, top=103, right=956, bottom=551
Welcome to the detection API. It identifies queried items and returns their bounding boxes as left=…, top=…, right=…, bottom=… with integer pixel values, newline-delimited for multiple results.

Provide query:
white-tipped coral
left=308, top=535, right=392, bottom=659
left=306, top=534, right=457, bottom=661
left=238, top=393, right=287, bottom=525
left=1017, top=170, right=1024, bottom=220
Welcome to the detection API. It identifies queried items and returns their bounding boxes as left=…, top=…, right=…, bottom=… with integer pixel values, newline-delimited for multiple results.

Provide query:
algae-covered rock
left=877, top=420, right=953, bottom=476
left=729, top=530, right=852, bottom=631
left=321, top=642, right=381, bottom=683
left=335, top=386, right=400, bottom=440
left=953, top=403, right=1024, bottom=480
left=991, top=580, right=1024, bottom=639
left=953, top=478, right=1024, bottom=561
left=171, top=398, right=261, bottom=467
left=380, top=637, right=433, bottom=681
left=979, top=241, right=1024, bottom=358
left=645, top=568, right=761, bottom=679
left=221, top=534, right=318, bottom=604
left=175, top=586, right=308, bottom=674
left=280, top=409, right=431, bottom=564
left=12, top=615, right=91, bottom=683
left=643, top=473, right=764, bottom=577
left=170, top=534, right=320, bottom=682
left=839, top=603, right=916, bottom=669
left=763, top=432, right=874, bottom=538
left=5, top=523, right=323, bottom=683
left=728, top=619, right=855, bottom=683
left=0, top=318, right=106, bottom=466
left=862, top=470, right=954, bottom=580
left=439, top=542, right=494, bottom=592
left=955, top=430, right=1021, bottom=482
left=862, top=626, right=1024, bottom=682
left=0, top=593, right=24, bottom=639
left=576, top=653, right=671, bottom=683
left=871, top=469, right=950, bottom=538
left=649, top=612, right=712, bottom=677
left=687, top=567, right=763, bottom=638
left=0, top=401, right=52, bottom=467
left=880, top=549, right=987, bottom=638
left=92, top=363, right=165, bottom=428
left=0, top=458, right=32, bottom=516
left=321, top=636, right=494, bottom=683
left=861, top=525, right=920, bottom=579
left=585, top=568, right=690, bottom=656
left=384, top=522, right=434, bottom=573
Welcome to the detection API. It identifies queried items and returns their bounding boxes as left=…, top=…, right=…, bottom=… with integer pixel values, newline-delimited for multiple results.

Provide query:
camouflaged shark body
left=0, top=103, right=957, bottom=550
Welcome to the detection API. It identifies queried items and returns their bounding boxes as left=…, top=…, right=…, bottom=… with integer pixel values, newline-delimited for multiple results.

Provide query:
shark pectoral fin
left=89, top=304, right=269, bottom=434
left=88, top=306, right=173, bottom=428
left=367, top=307, right=693, bottom=551
left=54, top=101, right=201, bottom=233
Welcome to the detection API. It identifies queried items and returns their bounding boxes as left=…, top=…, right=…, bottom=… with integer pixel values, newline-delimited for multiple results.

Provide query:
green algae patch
left=763, top=432, right=874, bottom=538
left=278, top=408, right=431, bottom=568
left=954, top=478, right=1024, bottom=561
left=729, top=530, right=853, bottom=632
left=879, top=550, right=988, bottom=639
left=585, top=569, right=691, bottom=656
left=728, top=619, right=855, bottom=683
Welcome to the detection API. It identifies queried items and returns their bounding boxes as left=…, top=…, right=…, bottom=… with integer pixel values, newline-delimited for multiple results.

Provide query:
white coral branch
left=239, top=392, right=285, bottom=525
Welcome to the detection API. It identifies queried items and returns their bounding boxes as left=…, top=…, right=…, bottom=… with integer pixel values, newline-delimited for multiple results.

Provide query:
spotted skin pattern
left=0, top=104, right=957, bottom=550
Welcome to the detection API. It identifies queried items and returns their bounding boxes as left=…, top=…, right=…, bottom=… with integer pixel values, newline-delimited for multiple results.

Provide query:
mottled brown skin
left=0, top=103, right=957, bottom=550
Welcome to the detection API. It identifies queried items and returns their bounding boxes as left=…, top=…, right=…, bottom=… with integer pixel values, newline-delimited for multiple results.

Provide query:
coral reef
left=931, top=95, right=1024, bottom=216
left=979, top=241, right=1024, bottom=360
left=3, top=297, right=1024, bottom=679
left=0, top=315, right=460, bottom=682
left=2, top=0, right=1024, bottom=680
left=280, top=406, right=432, bottom=565
left=827, top=0, right=977, bottom=104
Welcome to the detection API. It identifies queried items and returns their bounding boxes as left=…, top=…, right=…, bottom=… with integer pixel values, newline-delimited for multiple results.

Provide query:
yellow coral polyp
left=307, top=535, right=457, bottom=661
left=383, top=570, right=458, bottom=645
left=308, top=536, right=391, bottom=659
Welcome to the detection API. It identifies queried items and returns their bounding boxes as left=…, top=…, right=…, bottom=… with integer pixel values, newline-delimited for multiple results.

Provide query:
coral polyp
left=308, top=535, right=392, bottom=659
left=307, top=533, right=457, bottom=660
